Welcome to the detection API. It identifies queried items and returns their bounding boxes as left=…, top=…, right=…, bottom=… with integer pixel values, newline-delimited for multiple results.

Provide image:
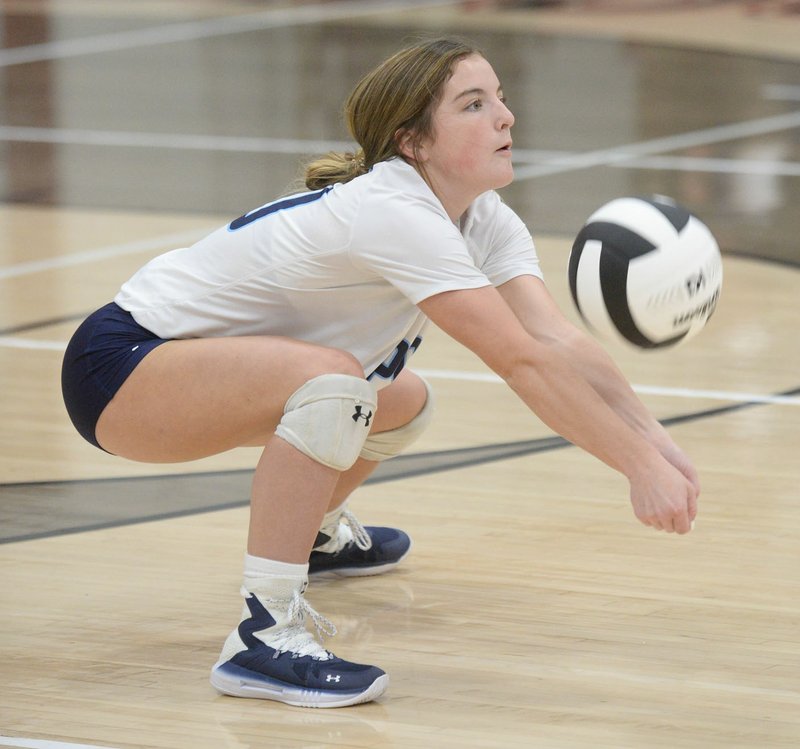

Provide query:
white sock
left=244, top=554, right=308, bottom=579
left=243, top=554, right=309, bottom=598
left=320, top=503, right=347, bottom=531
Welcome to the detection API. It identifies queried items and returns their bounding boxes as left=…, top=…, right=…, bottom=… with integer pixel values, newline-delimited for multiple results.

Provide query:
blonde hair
left=304, top=37, right=480, bottom=190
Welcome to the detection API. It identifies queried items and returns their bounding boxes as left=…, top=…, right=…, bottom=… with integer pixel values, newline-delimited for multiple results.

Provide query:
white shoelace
left=342, top=508, right=372, bottom=551
left=263, top=589, right=337, bottom=660
left=316, top=508, right=372, bottom=554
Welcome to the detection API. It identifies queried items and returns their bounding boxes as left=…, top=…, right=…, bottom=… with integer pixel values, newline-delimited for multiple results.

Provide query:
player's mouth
left=496, top=141, right=512, bottom=154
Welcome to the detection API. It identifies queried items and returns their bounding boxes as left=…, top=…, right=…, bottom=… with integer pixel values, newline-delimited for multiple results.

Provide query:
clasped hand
left=629, top=437, right=700, bottom=534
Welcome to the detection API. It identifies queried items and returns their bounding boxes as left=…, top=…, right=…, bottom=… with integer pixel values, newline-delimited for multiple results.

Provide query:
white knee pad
left=360, top=378, right=434, bottom=462
left=275, top=374, right=377, bottom=471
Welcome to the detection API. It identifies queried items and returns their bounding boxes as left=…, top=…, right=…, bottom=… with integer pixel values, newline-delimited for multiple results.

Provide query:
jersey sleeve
left=349, top=193, right=492, bottom=305
left=468, top=192, right=544, bottom=286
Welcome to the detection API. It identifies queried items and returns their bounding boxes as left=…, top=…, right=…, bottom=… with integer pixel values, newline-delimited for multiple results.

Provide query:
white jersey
left=115, top=158, right=542, bottom=387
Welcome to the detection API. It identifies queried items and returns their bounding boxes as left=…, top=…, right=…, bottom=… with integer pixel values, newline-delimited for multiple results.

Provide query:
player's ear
left=395, top=128, right=425, bottom=163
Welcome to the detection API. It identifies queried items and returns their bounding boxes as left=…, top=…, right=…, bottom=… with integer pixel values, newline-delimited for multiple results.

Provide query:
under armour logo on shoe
left=326, top=674, right=341, bottom=682
left=352, top=405, right=372, bottom=426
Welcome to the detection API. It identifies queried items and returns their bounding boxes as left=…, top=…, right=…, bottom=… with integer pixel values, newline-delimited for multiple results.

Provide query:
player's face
left=413, top=54, right=515, bottom=219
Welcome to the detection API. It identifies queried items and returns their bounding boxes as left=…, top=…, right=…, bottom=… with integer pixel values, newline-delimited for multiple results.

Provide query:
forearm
left=497, top=276, right=666, bottom=444
left=542, top=329, right=700, bottom=496
left=549, top=329, right=666, bottom=442
left=503, top=344, right=664, bottom=480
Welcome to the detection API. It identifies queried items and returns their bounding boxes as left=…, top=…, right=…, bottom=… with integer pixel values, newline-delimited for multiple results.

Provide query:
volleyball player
left=61, top=37, right=699, bottom=708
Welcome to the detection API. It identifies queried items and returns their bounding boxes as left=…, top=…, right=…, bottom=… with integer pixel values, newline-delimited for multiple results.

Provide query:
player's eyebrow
left=453, top=85, right=504, bottom=102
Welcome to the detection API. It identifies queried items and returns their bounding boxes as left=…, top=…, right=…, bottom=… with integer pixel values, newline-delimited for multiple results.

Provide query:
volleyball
left=567, top=195, right=722, bottom=349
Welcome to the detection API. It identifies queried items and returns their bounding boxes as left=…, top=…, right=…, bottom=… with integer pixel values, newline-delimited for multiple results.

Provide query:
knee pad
left=360, top=377, right=434, bottom=462
left=275, top=374, right=377, bottom=471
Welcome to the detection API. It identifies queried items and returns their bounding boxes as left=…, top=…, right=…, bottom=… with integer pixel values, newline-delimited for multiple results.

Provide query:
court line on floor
left=4, top=387, right=798, bottom=544
left=511, top=110, right=800, bottom=181
left=570, top=668, right=800, bottom=703
left=2, top=126, right=800, bottom=178
left=0, top=330, right=796, bottom=409
left=0, top=126, right=353, bottom=156
left=589, top=153, right=800, bottom=177
left=0, top=337, right=67, bottom=351
left=0, top=0, right=456, bottom=68
left=0, top=227, right=214, bottom=281
left=0, top=323, right=796, bottom=407
left=0, top=737, right=123, bottom=749
left=2, top=106, right=799, bottom=283
left=762, top=83, right=800, bottom=102
left=415, top=368, right=800, bottom=406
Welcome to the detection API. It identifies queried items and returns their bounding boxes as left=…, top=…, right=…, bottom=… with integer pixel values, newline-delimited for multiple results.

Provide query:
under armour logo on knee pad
left=352, top=405, right=372, bottom=426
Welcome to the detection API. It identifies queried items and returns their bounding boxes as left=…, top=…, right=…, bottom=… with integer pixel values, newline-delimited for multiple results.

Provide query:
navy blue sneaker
left=211, top=583, right=388, bottom=708
left=309, top=509, right=411, bottom=578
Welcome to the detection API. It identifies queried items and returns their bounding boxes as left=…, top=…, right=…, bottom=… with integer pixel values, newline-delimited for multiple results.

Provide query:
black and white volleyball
left=568, top=196, right=722, bottom=349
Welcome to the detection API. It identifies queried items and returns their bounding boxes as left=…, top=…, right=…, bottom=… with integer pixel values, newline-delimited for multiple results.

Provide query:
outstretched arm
left=497, top=275, right=700, bottom=502
left=418, top=281, right=697, bottom=533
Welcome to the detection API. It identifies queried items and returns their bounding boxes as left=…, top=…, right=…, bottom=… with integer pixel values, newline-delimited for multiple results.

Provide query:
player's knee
left=360, top=377, right=433, bottom=461
left=275, top=373, right=377, bottom=471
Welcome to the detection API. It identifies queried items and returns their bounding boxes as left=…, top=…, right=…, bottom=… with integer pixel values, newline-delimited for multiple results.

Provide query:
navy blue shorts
left=61, top=302, right=170, bottom=451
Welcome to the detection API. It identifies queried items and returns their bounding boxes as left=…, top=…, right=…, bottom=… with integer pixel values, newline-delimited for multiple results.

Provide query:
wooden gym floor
left=1, top=2, right=799, bottom=747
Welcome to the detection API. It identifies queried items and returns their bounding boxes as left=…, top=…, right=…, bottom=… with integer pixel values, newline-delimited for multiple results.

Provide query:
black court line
left=1, top=386, right=797, bottom=545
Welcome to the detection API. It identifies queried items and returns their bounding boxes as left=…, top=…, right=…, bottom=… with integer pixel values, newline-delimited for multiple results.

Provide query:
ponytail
left=304, top=150, right=367, bottom=190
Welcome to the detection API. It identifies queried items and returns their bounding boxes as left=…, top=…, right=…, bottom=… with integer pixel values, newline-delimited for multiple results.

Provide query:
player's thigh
left=95, top=335, right=363, bottom=461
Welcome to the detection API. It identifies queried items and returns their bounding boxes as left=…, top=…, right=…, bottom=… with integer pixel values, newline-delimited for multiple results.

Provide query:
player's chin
left=498, top=171, right=514, bottom=188
left=491, top=162, right=515, bottom=188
